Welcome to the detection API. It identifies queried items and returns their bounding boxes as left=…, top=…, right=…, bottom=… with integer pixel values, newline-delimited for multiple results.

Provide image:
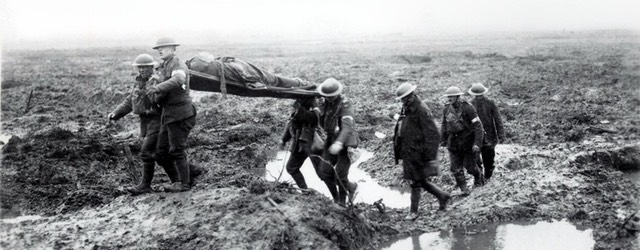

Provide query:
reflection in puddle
left=264, top=149, right=411, bottom=208
left=381, top=219, right=594, bottom=250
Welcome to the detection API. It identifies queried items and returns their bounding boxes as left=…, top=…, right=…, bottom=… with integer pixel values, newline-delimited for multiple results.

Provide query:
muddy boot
left=323, top=179, right=339, bottom=203
left=423, top=181, right=451, bottom=211
left=455, top=176, right=471, bottom=196
left=337, top=178, right=349, bottom=205
left=473, top=172, right=485, bottom=187
left=347, top=182, right=358, bottom=203
left=158, top=160, right=179, bottom=183
left=405, top=188, right=421, bottom=220
left=290, top=171, right=308, bottom=189
left=165, top=159, right=191, bottom=193
left=127, top=162, right=154, bottom=196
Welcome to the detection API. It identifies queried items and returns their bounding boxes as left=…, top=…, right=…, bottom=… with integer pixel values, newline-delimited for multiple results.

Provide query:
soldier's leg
left=482, top=146, right=496, bottom=180
left=165, top=115, right=196, bottom=192
left=420, top=179, right=451, bottom=210
left=463, top=152, right=484, bottom=187
left=286, top=147, right=309, bottom=189
left=128, top=130, right=156, bottom=195
left=320, top=149, right=339, bottom=202
left=155, top=124, right=178, bottom=183
left=409, top=181, right=422, bottom=213
left=335, top=149, right=354, bottom=205
left=449, top=151, right=470, bottom=195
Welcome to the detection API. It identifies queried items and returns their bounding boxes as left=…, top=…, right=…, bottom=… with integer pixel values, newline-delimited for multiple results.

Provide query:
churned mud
left=2, top=31, right=640, bottom=249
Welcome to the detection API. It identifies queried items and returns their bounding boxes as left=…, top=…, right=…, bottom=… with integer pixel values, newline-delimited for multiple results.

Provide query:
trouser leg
left=482, top=146, right=496, bottom=180
left=334, top=149, right=352, bottom=205
left=449, top=151, right=469, bottom=193
left=167, top=115, right=196, bottom=187
left=155, top=124, right=179, bottom=182
left=410, top=181, right=422, bottom=213
left=286, top=148, right=308, bottom=189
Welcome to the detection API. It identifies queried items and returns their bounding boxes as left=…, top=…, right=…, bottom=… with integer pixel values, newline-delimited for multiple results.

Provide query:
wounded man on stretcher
left=186, top=52, right=318, bottom=99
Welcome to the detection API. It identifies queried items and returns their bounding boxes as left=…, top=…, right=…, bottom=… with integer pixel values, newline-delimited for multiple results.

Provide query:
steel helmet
left=468, top=83, right=489, bottom=96
left=443, top=86, right=464, bottom=97
left=131, top=54, right=156, bottom=66
left=395, top=83, right=417, bottom=100
left=317, top=78, right=343, bottom=97
left=152, top=37, right=180, bottom=49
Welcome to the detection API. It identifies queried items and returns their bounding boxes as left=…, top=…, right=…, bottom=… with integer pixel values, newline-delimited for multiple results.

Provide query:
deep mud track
left=2, top=31, right=640, bottom=249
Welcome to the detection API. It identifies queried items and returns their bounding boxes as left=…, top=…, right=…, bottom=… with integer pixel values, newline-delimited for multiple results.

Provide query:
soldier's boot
left=323, top=179, right=339, bottom=203
left=484, top=164, right=494, bottom=181
left=158, top=160, right=179, bottom=183
left=189, top=163, right=204, bottom=187
left=455, top=175, right=471, bottom=196
left=423, top=181, right=451, bottom=211
left=347, top=182, right=358, bottom=204
left=473, top=172, right=485, bottom=187
left=127, top=162, right=154, bottom=196
left=165, top=158, right=191, bottom=193
left=404, top=188, right=421, bottom=220
left=290, top=171, right=308, bottom=189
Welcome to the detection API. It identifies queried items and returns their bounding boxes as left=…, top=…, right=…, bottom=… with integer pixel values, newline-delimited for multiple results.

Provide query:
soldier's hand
left=107, top=113, right=117, bottom=120
left=329, top=142, right=343, bottom=155
left=472, top=145, right=481, bottom=152
left=145, top=85, right=160, bottom=96
left=279, top=140, right=287, bottom=150
left=149, top=74, right=162, bottom=82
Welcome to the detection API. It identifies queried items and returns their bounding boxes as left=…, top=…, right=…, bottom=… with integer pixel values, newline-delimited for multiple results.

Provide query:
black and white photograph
left=1, top=0, right=639, bottom=249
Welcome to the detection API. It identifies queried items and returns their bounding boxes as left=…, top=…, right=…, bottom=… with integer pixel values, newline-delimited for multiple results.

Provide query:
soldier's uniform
left=471, top=96, right=505, bottom=180
left=319, top=95, right=359, bottom=204
left=111, top=74, right=179, bottom=192
left=153, top=54, right=197, bottom=191
left=394, top=93, right=450, bottom=213
left=281, top=98, right=324, bottom=189
left=441, top=100, right=485, bottom=192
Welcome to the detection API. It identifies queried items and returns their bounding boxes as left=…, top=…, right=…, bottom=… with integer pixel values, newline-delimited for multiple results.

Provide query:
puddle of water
left=264, top=149, right=411, bottom=208
left=381, top=219, right=594, bottom=250
left=623, top=171, right=640, bottom=185
left=0, top=215, right=43, bottom=224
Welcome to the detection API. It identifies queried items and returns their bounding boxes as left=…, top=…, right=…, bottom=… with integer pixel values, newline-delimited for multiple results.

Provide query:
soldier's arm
left=111, top=92, right=134, bottom=120
left=491, top=101, right=506, bottom=142
left=465, top=105, right=484, bottom=148
left=418, top=108, right=440, bottom=159
left=292, top=105, right=320, bottom=125
left=335, top=100, right=355, bottom=145
left=440, top=108, right=448, bottom=145
left=281, top=120, right=293, bottom=144
left=155, top=62, right=187, bottom=93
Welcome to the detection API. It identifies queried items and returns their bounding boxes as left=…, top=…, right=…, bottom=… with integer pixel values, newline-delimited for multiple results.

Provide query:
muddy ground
left=1, top=30, right=640, bottom=249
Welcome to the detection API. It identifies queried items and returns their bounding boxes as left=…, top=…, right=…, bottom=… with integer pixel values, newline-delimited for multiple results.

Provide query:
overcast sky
left=1, top=0, right=639, bottom=48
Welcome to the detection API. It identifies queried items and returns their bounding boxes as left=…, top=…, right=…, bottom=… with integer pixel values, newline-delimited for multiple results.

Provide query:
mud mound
left=569, top=143, right=640, bottom=171
left=1, top=126, right=132, bottom=216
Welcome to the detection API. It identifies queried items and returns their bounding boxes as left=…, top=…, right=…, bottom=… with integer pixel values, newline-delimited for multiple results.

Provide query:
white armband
left=171, top=70, right=186, bottom=78
left=471, top=117, right=480, bottom=123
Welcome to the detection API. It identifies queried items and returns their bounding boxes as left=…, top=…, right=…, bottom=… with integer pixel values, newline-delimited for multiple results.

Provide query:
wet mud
left=2, top=33, right=640, bottom=249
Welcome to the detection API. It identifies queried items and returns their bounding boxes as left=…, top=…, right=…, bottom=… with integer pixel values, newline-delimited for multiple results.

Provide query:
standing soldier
left=108, top=54, right=177, bottom=195
left=393, top=83, right=451, bottom=220
left=441, top=86, right=485, bottom=195
left=468, top=83, right=505, bottom=181
left=317, top=78, right=359, bottom=205
left=145, top=37, right=197, bottom=192
left=281, top=97, right=326, bottom=191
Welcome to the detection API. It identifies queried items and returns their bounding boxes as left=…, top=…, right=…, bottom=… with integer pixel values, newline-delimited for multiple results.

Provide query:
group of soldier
left=110, top=38, right=505, bottom=220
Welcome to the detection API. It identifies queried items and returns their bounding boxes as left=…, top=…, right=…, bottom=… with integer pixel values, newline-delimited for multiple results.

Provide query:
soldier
left=108, top=54, right=203, bottom=195
left=145, top=37, right=198, bottom=192
left=468, top=83, right=505, bottom=180
left=441, top=86, right=485, bottom=195
left=316, top=78, right=359, bottom=205
left=393, top=83, right=451, bottom=220
left=280, top=97, right=328, bottom=191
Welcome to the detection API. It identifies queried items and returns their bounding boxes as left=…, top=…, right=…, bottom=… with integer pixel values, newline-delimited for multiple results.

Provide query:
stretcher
left=189, top=70, right=319, bottom=99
